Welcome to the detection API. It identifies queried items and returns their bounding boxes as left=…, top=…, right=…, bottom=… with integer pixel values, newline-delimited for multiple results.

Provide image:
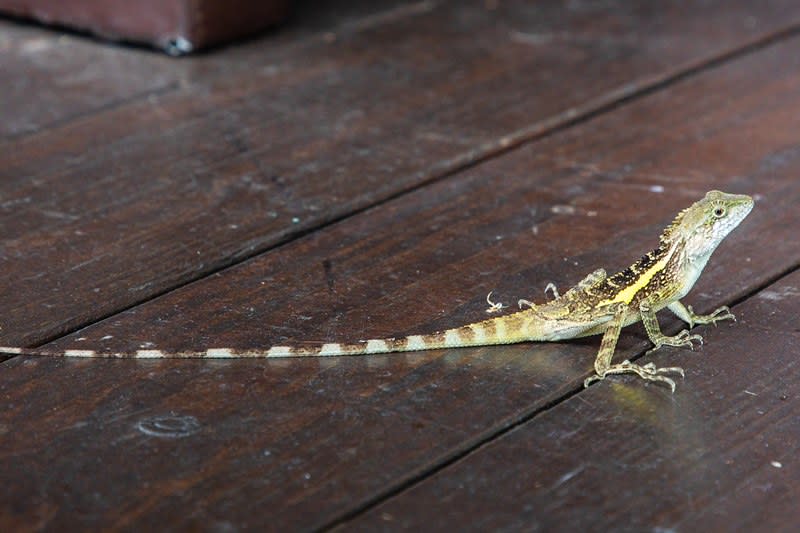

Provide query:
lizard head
left=661, top=190, right=754, bottom=261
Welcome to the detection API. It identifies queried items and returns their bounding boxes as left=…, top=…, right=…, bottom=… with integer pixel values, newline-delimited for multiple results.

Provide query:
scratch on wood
left=323, top=259, right=335, bottom=291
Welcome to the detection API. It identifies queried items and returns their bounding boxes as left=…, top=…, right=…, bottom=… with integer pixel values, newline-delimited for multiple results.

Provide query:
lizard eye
left=712, top=206, right=726, bottom=218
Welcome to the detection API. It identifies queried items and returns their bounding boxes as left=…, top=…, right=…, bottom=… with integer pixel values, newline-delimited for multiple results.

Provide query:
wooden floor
left=2, top=0, right=800, bottom=530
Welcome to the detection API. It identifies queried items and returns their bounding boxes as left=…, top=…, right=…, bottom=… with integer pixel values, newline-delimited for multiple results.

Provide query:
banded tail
left=0, top=311, right=537, bottom=359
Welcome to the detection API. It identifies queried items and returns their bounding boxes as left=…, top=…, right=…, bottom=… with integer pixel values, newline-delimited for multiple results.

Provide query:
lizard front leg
left=667, top=301, right=735, bottom=329
left=584, top=303, right=684, bottom=392
left=640, top=299, right=703, bottom=355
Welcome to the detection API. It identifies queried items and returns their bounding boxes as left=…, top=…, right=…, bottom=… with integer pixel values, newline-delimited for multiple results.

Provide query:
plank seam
left=1, top=82, right=181, bottom=143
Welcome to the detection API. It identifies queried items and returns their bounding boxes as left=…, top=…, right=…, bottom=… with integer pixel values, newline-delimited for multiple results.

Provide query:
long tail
left=0, top=311, right=537, bottom=359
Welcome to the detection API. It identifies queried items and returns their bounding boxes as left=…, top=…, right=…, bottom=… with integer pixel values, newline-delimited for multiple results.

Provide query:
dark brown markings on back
left=588, top=243, right=673, bottom=305
left=634, top=243, right=685, bottom=305
left=607, top=244, right=668, bottom=286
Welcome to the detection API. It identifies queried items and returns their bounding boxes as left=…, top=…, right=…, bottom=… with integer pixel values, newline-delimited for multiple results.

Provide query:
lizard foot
left=544, top=282, right=560, bottom=300
left=518, top=299, right=535, bottom=309
left=689, top=305, right=735, bottom=327
left=584, top=360, right=685, bottom=393
left=518, top=282, right=561, bottom=308
left=485, top=291, right=507, bottom=314
left=646, top=329, right=703, bottom=355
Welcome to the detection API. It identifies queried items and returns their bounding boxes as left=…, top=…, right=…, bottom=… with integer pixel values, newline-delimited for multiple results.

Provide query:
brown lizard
left=0, top=190, right=753, bottom=391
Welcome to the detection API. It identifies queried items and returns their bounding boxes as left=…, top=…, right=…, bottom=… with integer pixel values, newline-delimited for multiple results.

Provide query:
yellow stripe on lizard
left=600, top=249, right=675, bottom=306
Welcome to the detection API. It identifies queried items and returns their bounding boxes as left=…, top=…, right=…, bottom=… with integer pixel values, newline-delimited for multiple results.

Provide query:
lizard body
left=0, top=190, right=753, bottom=391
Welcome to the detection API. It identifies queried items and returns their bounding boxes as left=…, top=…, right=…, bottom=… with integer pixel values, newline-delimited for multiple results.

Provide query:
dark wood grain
left=3, top=0, right=800, bottom=347
left=3, top=34, right=800, bottom=530
left=0, top=0, right=417, bottom=139
left=0, top=21, right=179, bottom=139
left=349, top=270, right=800, bottom=532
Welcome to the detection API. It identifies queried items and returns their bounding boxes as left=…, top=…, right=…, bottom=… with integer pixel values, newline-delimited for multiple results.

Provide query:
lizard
left=0, top=190, right=753, bottom=391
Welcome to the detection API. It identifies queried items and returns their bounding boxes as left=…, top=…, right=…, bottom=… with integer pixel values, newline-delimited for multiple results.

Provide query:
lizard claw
left=642, top=362, right=685, bottom=377
left=518, top=299, right=535, bottom=309
left=585, top=360, right=684, bottom=392
left=544, top=283, right=560, bottom=300
left=688, top=305, right=736, bottom=326
left=647, top=329, right=703, bottom=354
left=485, top=291, right=507, bottom=314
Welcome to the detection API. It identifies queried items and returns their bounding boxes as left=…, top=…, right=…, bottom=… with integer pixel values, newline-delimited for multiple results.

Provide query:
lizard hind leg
left=583, top=303, right=684, bottom=392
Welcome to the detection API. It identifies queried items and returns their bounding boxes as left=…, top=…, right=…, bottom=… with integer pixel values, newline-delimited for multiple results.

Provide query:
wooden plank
left=3, top=0, right=800, bottom=346
left=349, top=270, right=800, bottom=532
left=3, top=36, right=800, bottom=530
left=0, top=0, right=417, bottom=139
left=0, top=21, right=179, bottom=139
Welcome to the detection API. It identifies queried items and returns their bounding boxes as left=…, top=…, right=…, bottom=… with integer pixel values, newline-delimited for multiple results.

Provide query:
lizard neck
left=673, top=237, right=714, bottom=300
